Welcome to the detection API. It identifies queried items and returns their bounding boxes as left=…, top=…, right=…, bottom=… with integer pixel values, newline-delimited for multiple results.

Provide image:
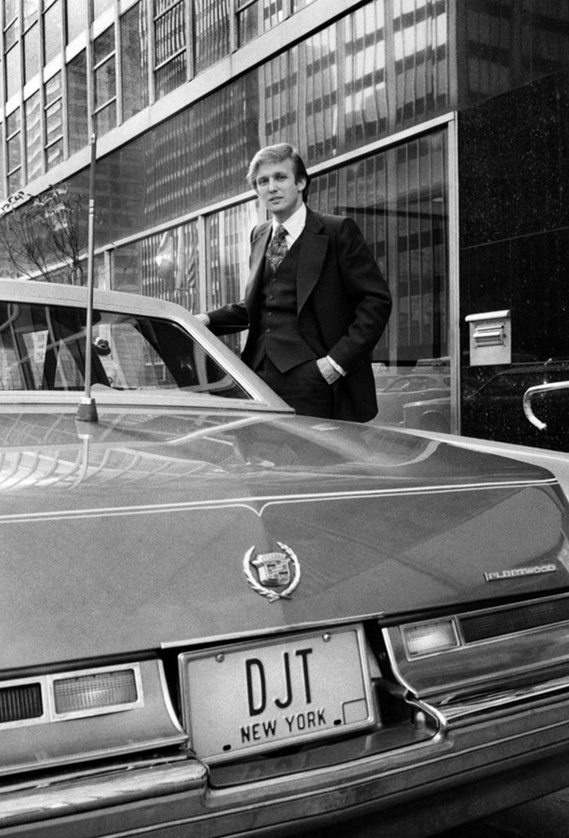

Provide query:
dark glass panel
left=155, top=52, right=185, bottom=98
left=94, top=26, right=114, bottom=64
left=154, top=0, right=185, bottom=96
left=310, top=132, right=448, bottom=372
left=194, top=0, right=230, bottom=72
left=95, top=101, right=117, bottom=135
left=121, top=2, right=149, bottom=120
left=66, top=50, right=88, bottom=154
left=462, top=0, right=569, bottom=106
left=154, top=0, right=184, bottom=64
left=237, top=0, right=261, bottom=45
left=94, top=56, right=116, bottom=109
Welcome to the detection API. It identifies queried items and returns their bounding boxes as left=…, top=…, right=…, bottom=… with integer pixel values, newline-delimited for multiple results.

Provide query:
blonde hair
left=247, top=143, right=310, bottom=200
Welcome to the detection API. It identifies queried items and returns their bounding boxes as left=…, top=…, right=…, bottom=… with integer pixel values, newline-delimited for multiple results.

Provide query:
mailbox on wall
left=465, top=310, right=511, bottom=366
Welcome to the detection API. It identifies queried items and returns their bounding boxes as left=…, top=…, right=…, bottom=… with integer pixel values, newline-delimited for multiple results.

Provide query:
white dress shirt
left=272, top=202, right=307, bottom=248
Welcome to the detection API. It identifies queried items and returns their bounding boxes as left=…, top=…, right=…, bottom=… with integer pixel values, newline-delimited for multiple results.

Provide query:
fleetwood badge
left=243, top=542, right=301, bottom=602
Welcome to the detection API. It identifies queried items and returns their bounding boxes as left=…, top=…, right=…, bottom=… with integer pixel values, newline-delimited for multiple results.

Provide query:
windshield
left=0, top=301, right=250, bottom=399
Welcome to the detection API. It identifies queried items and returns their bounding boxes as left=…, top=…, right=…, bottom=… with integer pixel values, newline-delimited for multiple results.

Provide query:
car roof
left=0, top=278, right=292, bottom=413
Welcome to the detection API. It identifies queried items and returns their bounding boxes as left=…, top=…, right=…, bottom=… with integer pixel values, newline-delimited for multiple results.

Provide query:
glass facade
left=0, top=0, right=455, bottom=428
left=3, top=0, right=569, bottom=433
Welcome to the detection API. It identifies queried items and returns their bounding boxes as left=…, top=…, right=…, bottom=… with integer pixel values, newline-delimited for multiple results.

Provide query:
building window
left=154, top=0, right=186, bottom=98
left=194, top=0, right=230, bottom=71
left=65, top=0, right=85, bottom=44
left=6, top=109, right=22, bottom=193
left=205, top=202, right=258, bottom=353
left=43, top=0, right=62, bottom=65
left=23, top=23, right=39, bottom=83
left=93, top=25, right=117, bottom=134
left=25, top=92, right=42, bottom=181
left=67, top=50, right=88, bottom=154
left=121, top=1, right=149, bottom=120
left=237, top=0, right=284, bottom=46
left=344, top=2, right=387, bottom=147
left=138, top=220, right=200, bottom=311
left=93, top=0, right=113, bottom=19
left=23, top=0, right=39, bottom=84
left=4, top=1, right=20, bottom=103
left=4, top=43, right=21, bottom=102
left=45, top=72, right=63, bottom=169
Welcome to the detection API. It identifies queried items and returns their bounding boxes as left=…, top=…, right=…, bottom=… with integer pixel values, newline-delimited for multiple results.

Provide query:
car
left=402, top=361, right=569, bottom=441
left=461, top=361, right=569, bottom=450
left=375, top=372, right=450, bottom=425
left=3, top=278, right=569, bottom=837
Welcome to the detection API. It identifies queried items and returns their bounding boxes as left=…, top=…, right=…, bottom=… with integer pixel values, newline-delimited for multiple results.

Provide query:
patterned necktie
left=266, top=225, right=288, bottom=273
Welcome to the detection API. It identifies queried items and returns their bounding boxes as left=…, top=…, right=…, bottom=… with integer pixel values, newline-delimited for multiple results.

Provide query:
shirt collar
left=272, top=203, right=307, bottom=244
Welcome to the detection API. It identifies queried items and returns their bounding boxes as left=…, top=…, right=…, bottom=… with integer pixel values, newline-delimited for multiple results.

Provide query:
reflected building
left=0, top=1, right=569, bottom=447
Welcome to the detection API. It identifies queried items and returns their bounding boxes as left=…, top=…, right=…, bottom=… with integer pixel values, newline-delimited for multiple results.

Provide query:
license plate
left=179, top=625, right=375, bottom=762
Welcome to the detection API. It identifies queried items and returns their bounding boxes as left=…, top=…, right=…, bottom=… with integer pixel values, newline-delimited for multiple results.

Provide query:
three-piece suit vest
left=249, top=232, right=317, bottom=373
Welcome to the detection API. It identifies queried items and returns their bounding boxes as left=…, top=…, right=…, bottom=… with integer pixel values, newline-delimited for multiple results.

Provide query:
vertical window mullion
left=229, top=0, right=237, bottom=53
left=187, top=0, right=195, bottom=77
left=146, top=0, right=155, bottom=102
left=114, top=1, right=122, bottom=123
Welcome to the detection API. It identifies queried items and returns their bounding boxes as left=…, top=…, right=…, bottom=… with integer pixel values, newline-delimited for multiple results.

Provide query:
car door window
left=0, top=301, right=250, bottom=399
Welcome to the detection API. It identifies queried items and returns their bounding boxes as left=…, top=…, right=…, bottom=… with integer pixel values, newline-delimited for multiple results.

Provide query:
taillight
left=402, top=619, right=459, bottom=657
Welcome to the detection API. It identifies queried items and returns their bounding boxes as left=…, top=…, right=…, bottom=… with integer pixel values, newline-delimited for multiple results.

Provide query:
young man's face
left=254, top=158, right=306, bottom=223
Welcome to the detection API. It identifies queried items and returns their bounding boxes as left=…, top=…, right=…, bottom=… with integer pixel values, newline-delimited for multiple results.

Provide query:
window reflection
left=45, top=73, right=63, bottom=170
left=194, top=0, right=229, bottom=72
left=6, top=110, right=22, bottom=193
left=154, top=0, right=186, bottom=97
left=94, top=26, right=117, bottom=133
left=121, top=2, right=149, bottom=120
left=5, top=42, right=21, bottom=101
left=139, top=220, right=200, bottom=314
left=25, top=93, right=42, bottom=181
left=67, top=51, right=88, bottom=155
left=237, top=0, right=285, bottom=46
left=43, top=0, right=62, bottom=65
left=23, top=21, right=39, bottom=84
left=65, top=1, right=84, bottom=44
left=309, top=132, right=448, bottom=373
left=205, top=203, right=258, bottom=356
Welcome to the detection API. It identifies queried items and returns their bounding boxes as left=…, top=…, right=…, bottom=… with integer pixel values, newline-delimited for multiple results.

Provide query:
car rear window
left=0, top=301, right=250, bottom=399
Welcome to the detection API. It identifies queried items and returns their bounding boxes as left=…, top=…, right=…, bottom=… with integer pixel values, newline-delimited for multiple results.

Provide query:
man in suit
left=196, top=143, right=392, bottom=421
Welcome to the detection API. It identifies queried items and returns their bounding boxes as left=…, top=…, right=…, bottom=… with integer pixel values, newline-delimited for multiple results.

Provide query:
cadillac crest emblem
left=243, top=542, right=301, bottom=602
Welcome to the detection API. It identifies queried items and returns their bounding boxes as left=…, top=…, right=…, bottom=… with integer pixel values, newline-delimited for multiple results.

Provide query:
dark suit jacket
left=207, top=208, right=392, bottom=421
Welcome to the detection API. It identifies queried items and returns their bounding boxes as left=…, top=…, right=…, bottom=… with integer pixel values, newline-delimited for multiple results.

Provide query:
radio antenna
left=76, top=131, right=98, bottom=422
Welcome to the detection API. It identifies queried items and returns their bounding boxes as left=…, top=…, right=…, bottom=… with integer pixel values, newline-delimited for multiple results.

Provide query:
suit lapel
left=245, top=224, right=272, bottom=310
left=297, top=210, right=329, bottom=313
